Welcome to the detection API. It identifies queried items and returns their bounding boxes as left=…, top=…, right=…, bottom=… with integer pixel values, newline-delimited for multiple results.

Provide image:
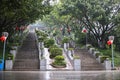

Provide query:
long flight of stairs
left=74, top=49, right=105, bottom=71
left=13, top=32, right=39, bottom=71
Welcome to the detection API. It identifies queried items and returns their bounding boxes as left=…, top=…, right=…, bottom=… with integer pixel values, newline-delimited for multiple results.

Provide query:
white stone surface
left=93, top=51, right=99, bottom=57
left=64, top=43, right=67, bottom=52
left=40, top=59, right=46, bottom=70
left=68, top=50, right=73, bottom=60
left=89, top=48, right=95, bottom=54
left=96, top=56, right=101, bottom=63
left=74, top=59, right=81, bottom=71
left=104, top=60, right=111, bottom=70
left=10, top=50, right=17, bottom=58
left=44, top=48, right=73, bottom=70
left=5, top=60, right=13, bottom=70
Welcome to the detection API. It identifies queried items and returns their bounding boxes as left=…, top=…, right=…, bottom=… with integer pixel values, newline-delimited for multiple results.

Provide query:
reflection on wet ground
left=0, top=71, right=120, bottom=80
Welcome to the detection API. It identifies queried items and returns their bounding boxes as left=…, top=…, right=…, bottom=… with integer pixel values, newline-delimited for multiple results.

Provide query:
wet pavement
left=0, top=71, right=120, bottom=80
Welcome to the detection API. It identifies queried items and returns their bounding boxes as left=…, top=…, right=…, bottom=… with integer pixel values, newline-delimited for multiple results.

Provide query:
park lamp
left=1, top=32, right=9, bottom=63
left=108, top=36, right=115, bottom=70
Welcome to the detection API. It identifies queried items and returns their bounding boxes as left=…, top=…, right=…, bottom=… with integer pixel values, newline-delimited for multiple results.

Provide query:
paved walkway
left=0, top=71, right=120, bottom=80
left=13, top=32, right=39, bottom=71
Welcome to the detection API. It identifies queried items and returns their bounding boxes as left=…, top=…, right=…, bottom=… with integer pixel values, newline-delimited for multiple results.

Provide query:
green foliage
left=38, top=37, right=45, bottom=42
left=100, top=56, right=109, bottom=63
left=68, top=48, right=73, bottom=50
left=0, top=59, right=2, bottom=63
left=44, top=0, right=120, bottom=48
left=44, top=38, right=55, bottom=48
left=0, top=0, right=53, bottom=38
left=50, top=48, right=62, bottom=59
left=6, top=54, right=14, bottom=60
left=54, top=55, right=65, bottom=61
left=49, top=45, right=59, bottom=51
left=36, top=30, right=48, bottom=38
left=73, top=55, right=80, bottom=59
left=53, top=32, right=57, bottom=36
left=52, top=55, right=66, bottom=67
left=62, top=37, right=69, bottom=43
left=87, top=44, right=93, bottom=50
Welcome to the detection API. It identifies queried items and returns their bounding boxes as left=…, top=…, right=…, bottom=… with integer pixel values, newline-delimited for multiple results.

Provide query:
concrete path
left=13, top=32, right=39, bottom=71
left=0, top=71, right=120, bottom=80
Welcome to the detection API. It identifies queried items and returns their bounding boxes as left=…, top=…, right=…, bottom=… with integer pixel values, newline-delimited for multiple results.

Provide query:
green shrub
left=73, top=55, right=80, bottom=59
left=0, top=59, right=2, bottom=63
left=49, top=45, right=59, bottom=51
left=52, top=61, right=66, bottom=66
left=87, top=45, right=92, bottom=50
left=62, top=37, right=69, bottom=43
left=6, top=54, right=14, bottom=60
left=54, top=55, right=65, bottom=61
left=52, top=55, right=66, bottom=67
left=36, top=30, right=48, bottom=38
left=53, top=32, right=57, bottom=36
left=38, top=37, right=45, bottom=42
left=44, top=38, right=55, bottom=48
left=68, top=48, right=74, bottom=50
left=95, top=53, right=100, bottom=58
left=100, top=56, right=109, bottom=63
left=50, top=48, right=62, bottom=58
left=12, top=43, right=20, bottom=46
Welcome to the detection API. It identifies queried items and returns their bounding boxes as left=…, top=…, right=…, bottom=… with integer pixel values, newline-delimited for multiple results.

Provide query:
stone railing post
left=74, top=59, right=81, bottom=71
left=40, top=59, right=46, bottom=71
left=5, top=60, right=13, bottom=70
left=104, top=58, right=111, bottom=70
left=64, top=43, right=67, bottom=52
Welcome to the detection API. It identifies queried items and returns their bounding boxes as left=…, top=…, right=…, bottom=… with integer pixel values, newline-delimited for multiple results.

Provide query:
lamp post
left=82, top=27, right=88, bottom=49
left=108, top=36, right=114, bottom=69
left=1, top=32, right=9, bottom=68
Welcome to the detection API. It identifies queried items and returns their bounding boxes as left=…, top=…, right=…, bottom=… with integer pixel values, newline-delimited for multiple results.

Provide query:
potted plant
left=51, top=55, right=66, bottom=68
left=49, top=48, right=63, bottom=59
left=44, top=38, right=55, bottom=48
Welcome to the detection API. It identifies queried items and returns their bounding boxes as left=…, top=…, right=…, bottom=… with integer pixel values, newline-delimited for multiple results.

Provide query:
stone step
left=74, top=49, right=104, bottom=71
left=13, top=59, right=39, bottom=69
left=13, top=68, right=40, bottom=71
left=81, top=67, right=104, bottom=71
left=13, top=32, right=39, bottom=71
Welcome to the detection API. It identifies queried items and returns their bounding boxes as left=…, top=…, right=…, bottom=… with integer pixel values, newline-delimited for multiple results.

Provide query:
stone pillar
left=66, top=43, right=69, bottom=49
left=64, top=43, right=67, bottom=52
left=10, top=50, right=17, bottom=59
left=5, top=60, right=13, bottom=70
left=74, top=59, right=81, bottom=71
left=39, top=42, right=44, bottom=48
left=96, top=56, right=101, bottom=63
left=93, top=51, right=100, bottom=57
left=67, top=50, right=73, bottom=60
left=89, top=48, right=95, bottom=54
left=104, top=59, right=111, bottom=70
left=40, top=59, right=46, bottom=71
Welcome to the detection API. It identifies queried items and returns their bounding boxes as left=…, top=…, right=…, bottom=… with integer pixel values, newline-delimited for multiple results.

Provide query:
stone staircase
left=13, top=32, right=39, bottom=71
left=74, top=49, right=105, bottom=71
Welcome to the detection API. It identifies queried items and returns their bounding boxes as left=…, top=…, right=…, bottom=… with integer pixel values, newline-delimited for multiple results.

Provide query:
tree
left=0, top=0, right=52, bottom=36
left=59, top=0, right=120, bottom=48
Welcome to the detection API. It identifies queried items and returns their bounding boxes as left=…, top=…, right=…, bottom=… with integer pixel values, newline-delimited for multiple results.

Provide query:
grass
left=0, top=46, right=11, bottom=60
left=98, top=49, right=120, bottom=67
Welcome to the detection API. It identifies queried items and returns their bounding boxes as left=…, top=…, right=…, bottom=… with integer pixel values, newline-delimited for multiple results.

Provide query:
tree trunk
left=98, top=39, right=106, bottom=49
